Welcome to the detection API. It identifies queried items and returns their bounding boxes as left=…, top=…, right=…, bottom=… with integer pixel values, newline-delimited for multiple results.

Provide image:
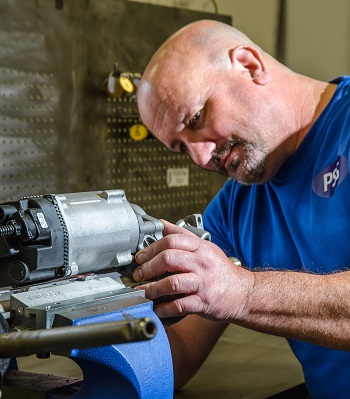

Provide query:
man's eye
left=189, top=111, right=201, bottom=127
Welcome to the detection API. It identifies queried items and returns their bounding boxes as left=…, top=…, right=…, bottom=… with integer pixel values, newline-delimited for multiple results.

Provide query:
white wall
left=129, top=0, right=350, bottom=81
left=128, top=0, right=280, bottom=56
left=284, top=0, right=350, bottom=81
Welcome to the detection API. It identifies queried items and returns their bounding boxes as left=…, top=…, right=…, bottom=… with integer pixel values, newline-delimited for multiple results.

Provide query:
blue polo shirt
left=203, top=76, right=350, bottom=398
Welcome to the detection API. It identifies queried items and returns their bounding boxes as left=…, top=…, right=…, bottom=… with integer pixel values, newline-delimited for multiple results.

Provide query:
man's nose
left=188, top=141, right=216, bottom=167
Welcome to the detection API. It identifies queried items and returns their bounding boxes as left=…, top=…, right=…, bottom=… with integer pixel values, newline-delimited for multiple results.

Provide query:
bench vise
left=0, top=189, right=209, bottom=398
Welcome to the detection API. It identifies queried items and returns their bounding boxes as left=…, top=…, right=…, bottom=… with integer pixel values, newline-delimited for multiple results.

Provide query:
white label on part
left=37, top=212, right=48, bottom=228
left=167, top=168, right=189, bottom=187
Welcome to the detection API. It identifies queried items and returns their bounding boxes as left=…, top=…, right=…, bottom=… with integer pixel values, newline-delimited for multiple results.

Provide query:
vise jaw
left=0, top=274, right=174, bottom=399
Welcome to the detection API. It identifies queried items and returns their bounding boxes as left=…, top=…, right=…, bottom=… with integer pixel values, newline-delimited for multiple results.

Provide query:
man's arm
left=166, top=315, right=228, bottom=390
left=238, top=269, right=350, bottom=349
left=134, top=221, right=350, bottom=350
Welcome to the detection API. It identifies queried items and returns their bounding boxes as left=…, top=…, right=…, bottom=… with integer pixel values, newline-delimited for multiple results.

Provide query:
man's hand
left=134, top=221, right=350, bottom=349
left=133, top=220, right=254, bottom=322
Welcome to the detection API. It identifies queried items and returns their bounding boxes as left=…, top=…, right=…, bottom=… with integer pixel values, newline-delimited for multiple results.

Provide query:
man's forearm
left=237, top=269, right=350, bottom=349
left=167, top=316, right=228, bottom=391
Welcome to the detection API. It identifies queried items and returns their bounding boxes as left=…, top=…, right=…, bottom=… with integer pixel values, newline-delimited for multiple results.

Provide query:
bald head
left=142, top=19, right=258, bottom=78
left=136, top=20, right=325, bottom=184
left=137, top=20, right=261, bottom=131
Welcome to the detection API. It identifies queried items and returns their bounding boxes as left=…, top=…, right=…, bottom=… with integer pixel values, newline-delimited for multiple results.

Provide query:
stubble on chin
left=212, top=140, right=268, bottom=185
left=233, top=155, right=267, bottom=185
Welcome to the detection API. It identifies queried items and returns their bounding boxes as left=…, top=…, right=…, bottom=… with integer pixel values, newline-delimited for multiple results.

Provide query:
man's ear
left=229, top=45, right=270, bottom=85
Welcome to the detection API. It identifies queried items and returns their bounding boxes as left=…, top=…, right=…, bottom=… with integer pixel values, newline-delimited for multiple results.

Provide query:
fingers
left=155, top=296, right=205, bottom=319
left=132, top=219, right=236, bottom=321
left=161, top=219, right=197, bottom=237
left=137, top=273, right=205, bottom=318
left=134, top=222, right=203, bottom=281
left=140, top=272, right=200, bottom=299
left=136, top=233, right=200, bottom=264
left=133, top=248, right=201, bottom=282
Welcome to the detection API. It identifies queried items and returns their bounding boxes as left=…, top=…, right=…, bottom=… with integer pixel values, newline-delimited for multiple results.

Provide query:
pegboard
left=0, top=0, right=230, bottom=222
left=0, top=68, right=58, bottom=197
left=101, top=83, right=221, bottom=221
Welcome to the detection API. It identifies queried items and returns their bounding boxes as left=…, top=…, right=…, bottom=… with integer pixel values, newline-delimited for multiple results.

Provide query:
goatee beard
left=211, top=140, right=268, bottom=185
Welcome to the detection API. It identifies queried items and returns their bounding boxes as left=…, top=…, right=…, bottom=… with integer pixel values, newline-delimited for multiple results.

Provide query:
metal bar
left=0, top=317, right=156, bottom=358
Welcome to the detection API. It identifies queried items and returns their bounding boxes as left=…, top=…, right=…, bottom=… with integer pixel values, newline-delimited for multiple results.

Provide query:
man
left=133, top=19, right=350, bottom=398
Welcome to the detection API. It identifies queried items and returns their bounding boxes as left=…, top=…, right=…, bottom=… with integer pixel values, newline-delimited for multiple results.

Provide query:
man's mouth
left=211, top=140, right=243, bottom=174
